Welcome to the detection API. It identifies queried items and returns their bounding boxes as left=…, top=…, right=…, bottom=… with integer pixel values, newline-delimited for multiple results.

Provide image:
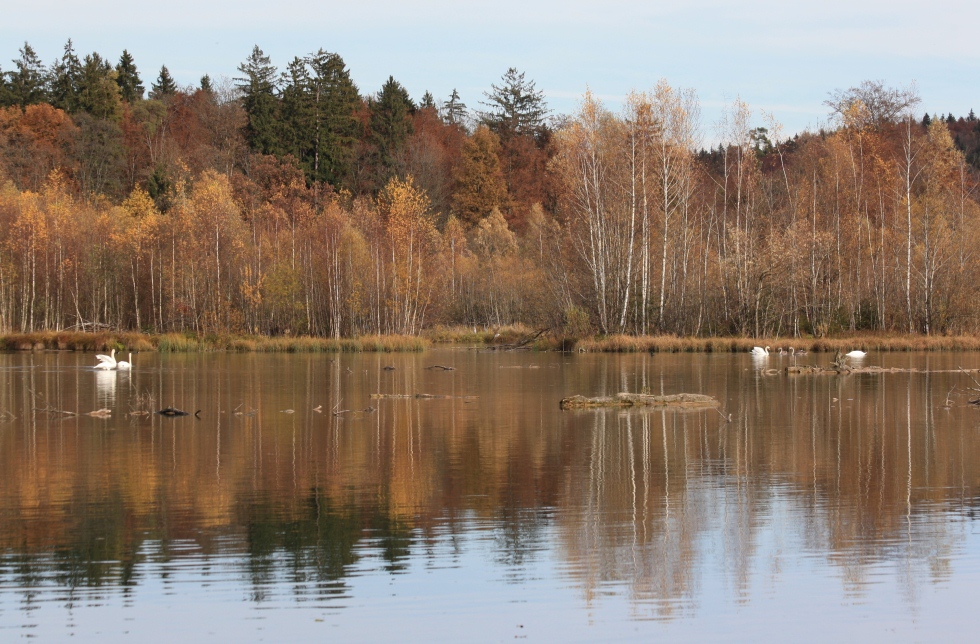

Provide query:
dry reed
left=574, top=334, right=980, bottom=353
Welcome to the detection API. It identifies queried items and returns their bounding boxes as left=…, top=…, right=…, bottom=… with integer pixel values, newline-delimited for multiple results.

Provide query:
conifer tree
left=280, top=56, right=312, bottom=155
left=369, top=76, right=415, bottom=184
left=6, top=42, right=48, bottom=107
left=306, top=49, right=360, bottom=188
left=480, top=68, right=549, bottom=141
left=442, top=88, right=468, bottom=128
left=235, top=46, right=281, bottom=155
left=115, top=50, right=144, bottom=102
left=149, top=65, right=177, bottom=99
left=77, top=53, right=122, bottom=119
left=49, top=40, right=82, bottom=112
left=199, top=74, right=214, bottom=95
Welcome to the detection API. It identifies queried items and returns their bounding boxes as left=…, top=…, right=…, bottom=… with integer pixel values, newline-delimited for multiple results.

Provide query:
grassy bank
left=574, top=334, right=980, bottom=353
left=4, top=330, right=980, bottom=354
left=0, top=331, right=427, bottom=353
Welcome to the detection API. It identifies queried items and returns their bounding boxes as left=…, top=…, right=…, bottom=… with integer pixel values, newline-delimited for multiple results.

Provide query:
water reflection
left=94, top=368, right=117, bottom=407
left=1, top=350, right=979, bottom=637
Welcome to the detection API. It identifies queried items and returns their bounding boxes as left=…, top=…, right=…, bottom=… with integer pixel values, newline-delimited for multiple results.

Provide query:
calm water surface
left=1, top=349, right=980, bottom=642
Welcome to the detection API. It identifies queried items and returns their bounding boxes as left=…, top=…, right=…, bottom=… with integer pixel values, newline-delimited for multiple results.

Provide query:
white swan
left=116, top=352, right=133, bottom=371
left=95, top=349, right=117, bottom=370
left=846, top=350, right=867, bottom=358
left=751, top=345, right=770, bottom=356
left=777, top=347, right=787, bottom=356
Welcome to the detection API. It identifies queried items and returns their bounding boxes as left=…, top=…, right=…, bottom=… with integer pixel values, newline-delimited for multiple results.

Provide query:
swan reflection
left=95, top=368, right=116, bottom=406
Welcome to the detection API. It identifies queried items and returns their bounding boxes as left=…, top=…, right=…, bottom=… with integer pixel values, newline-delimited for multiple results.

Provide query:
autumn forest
left=2, top=41, right=980, bottom=339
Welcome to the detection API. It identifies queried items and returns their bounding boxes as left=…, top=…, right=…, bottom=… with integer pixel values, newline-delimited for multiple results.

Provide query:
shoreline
left=3, top=329, right=980, bottom=353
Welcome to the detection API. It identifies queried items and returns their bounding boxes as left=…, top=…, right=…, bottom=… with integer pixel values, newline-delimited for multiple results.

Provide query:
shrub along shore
left=2, top=329, right=980, bottom=353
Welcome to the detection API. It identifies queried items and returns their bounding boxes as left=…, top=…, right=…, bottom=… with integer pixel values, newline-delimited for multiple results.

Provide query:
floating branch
left=332, top=406, right=376, bottom=416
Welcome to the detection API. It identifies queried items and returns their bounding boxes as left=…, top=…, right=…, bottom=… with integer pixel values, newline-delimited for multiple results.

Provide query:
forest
left=1, top=41, right=979, bottom=338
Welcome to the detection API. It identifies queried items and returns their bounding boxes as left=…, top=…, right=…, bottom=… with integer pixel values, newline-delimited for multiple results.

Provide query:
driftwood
left=560, top=393, right=720, bottom=410
left=425, top=365, right=455, bottom=371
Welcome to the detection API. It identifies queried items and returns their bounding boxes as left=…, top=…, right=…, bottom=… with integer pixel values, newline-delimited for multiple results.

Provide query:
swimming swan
left=95, top=349, right=117, bottom=370
left=751, top=346, right=770, bottom=356
left=116, top=353, right=133, bottom=371
left=846, top=350, right=867, bottom=358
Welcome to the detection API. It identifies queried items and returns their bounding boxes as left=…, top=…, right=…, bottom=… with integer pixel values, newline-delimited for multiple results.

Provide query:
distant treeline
left=1, top=42, right=979, bottom=337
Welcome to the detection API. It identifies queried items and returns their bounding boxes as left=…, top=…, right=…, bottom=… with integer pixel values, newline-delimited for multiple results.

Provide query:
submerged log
left=157, top=407, right=189, bottom=416
left=560, top=392, right=719, bottom=410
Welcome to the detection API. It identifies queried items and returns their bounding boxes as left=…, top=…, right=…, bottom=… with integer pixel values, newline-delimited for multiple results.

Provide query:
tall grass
left=0, top=331, right=428, bottom=353
left=424, top=324, right=532, bottom=345
left=0, top=330, right=154, bottom=352
left=5, top=330, right=980, bottom=354
left=574, top=334, right=980, bottom=353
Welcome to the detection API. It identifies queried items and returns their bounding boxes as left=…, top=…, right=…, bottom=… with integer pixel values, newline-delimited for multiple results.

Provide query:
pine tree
left=235, top=46, right=281, bottom=155
left=199, top=74, right=214, bottom=95
left=369, top=76, right=415, bottom=183
left=149, top=65, right=177, bottom=100
left=442, top=88, right=468, bottom=128
left=306, top=49, right=360, bottom=188
left=480, top=68, right=549, bottom=141
left=968, top=109, right=976, bottom=122
left=49, top=39, right=82, bottom=112
left=420, top=91, right=436, bottom=110
left=280, top=56, right=313, bottom=161
left=6, top=42, right=48, bottom=107
left=77, top=53, right=122, bottom=119
left=115, top=50, right=144, bottom=102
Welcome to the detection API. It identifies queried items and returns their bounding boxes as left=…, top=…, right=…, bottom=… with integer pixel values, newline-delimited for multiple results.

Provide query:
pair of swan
left=751, top=346, right=802, bottom=356
left=95, top=349, right=133, bottom=371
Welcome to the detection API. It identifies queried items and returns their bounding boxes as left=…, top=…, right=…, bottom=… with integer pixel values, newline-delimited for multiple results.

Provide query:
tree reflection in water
left=0, top=350, right=978, bottom=626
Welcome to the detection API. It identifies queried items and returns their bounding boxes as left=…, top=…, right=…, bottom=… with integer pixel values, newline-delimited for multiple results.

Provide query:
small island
left=559, top=392, right=720, bottom=410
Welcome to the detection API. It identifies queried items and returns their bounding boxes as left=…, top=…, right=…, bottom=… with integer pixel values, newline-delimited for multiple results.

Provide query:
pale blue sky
left=4, top=0, right=978, bottom=139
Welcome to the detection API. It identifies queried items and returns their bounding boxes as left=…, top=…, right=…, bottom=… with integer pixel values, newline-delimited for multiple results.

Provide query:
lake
left=1, top=348, right=979, bottom=642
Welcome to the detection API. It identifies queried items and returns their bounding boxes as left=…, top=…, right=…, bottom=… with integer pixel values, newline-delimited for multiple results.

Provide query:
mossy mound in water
left=560, top=393, right=719, bottom=410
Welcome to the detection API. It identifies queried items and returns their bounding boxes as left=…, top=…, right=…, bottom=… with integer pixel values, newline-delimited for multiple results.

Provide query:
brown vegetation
left=2, top=45, right=980, bottom=340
